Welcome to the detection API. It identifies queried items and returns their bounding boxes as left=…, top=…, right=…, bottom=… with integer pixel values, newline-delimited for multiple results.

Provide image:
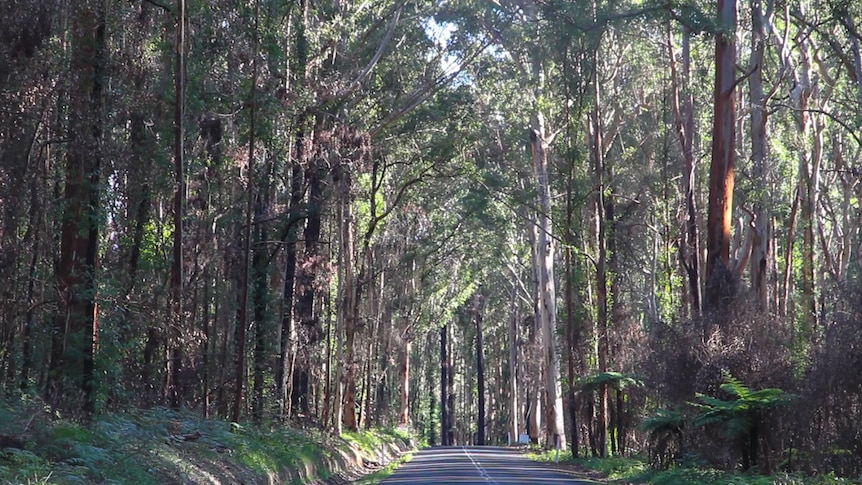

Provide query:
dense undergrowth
left=0, top=397, right=414, bottom=484
left=528, top=450, right=861, bottom=485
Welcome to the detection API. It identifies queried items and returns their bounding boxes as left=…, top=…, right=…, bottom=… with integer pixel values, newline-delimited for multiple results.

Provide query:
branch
left=729, top=63, right=758, bottom=93
left=335, top=5, right=403, bottom=101
left=369, top=38, right=491, bottom=137
left=771, top=103, right=862, bottom=148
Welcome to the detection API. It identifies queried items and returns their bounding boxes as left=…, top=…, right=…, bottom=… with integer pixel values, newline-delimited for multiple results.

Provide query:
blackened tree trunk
left=440, top=323, right=451, bottom=446
left=278, top=162, right=303, bottom=418
left=251, top=179, right=269, bottom=423
left=475, top=295, right=485, bottom=446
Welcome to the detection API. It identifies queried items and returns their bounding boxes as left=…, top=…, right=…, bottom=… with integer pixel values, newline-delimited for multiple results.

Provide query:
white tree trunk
left=531, top=107, right=566, bottom=450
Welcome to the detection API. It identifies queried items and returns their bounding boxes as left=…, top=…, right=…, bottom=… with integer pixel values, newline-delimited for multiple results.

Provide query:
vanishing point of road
left=379, top=446, right=597, bottom=484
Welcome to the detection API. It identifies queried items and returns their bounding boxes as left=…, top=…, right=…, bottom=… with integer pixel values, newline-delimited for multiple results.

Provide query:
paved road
left=379, top=446, right=596, bottom=484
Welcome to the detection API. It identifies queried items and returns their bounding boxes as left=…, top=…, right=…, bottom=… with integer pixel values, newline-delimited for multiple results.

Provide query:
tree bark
left=668, top=24, right=702, bottom=317
left=508, top=283, right=520, bottom=445
left=590, top=59, right=609, bottom=457
left=440, top=323, right=451, bottom=446
left=748, top=0, right=771, bottom=311
left=705, top=0, right=738, bottom=313
left=231, top=0, right=258, bottom=423
left=46, top=0, right=105, bottom=417
left=531, top=94, right=566, bottom=452
left=475, top=295, right=486, bottom=446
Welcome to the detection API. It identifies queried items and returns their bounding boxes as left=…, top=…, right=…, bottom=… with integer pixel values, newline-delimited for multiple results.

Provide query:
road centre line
left=463, top=447, right=500, bottom=484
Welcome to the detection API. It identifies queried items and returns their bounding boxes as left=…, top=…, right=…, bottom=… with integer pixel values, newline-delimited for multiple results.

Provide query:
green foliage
left=642, top=407, right=686, bottom=439
left=529, top=453, right=860, bottom=485
left=688, top=371, right=792, bottom=440
left=580, top=371, right=643, bottom=392
left=0, top=401, right=414, bottom=484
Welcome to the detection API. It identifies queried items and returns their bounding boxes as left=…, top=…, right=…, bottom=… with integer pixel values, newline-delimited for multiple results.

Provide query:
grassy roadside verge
left=0, top=399, right=416, bottom=484
left=527, top=450, right=860, bottom=485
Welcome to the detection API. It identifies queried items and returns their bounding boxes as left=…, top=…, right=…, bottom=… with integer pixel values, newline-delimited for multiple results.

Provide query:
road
left=378, top=446, right=597, bottom=484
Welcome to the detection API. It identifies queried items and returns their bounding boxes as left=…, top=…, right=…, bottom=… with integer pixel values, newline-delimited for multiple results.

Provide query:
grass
left=527, top=449, right=862, bottom=485
left=0, top=398, right=416, bottom=484
left=353, top=451, right=415, bottom=485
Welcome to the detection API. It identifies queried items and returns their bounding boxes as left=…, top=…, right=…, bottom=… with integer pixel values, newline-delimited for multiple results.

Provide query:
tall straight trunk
left=508, top=283, right=519, bottom=445
left=440, top=323, right=450, bottom=446
left=166, top=0, right=186, bottom=410
left=251, top=194, right=268, bottom=422
left=749, top=0, right=771, bottom=310
left=564, top=179, right=580, bottom=457
left=278, top=162, right=303, bottom=418
left=291, top=0, right=317, bottom=415
left=279, top=0, right=310, bottom=419
left=705, top=0, right=738, bottom=312
left=339, top=165, right=359, bottom=430
left=475, top=296, right=486, bottom=446
left=668, top=25, right=702, bottom=317
left=590, top=63, right=609, bottom=458
left=531, top=101, right=566, bottom=451
left=399, top=339, right=411, bottom=426
left=232, top=0, right=258, bottom=422
left=47, top=0, right=105, bottom=417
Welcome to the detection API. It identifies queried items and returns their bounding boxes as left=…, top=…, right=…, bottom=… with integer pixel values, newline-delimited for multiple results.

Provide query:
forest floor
left=0, top=398, right=415, bottom=484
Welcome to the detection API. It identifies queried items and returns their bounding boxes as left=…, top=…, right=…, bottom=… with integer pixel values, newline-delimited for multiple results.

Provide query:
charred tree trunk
left=278, top=162, right=303, bottom=418
left=475, top=295, right=486, bottom=446
left=440, top=323, right=451, bottom=446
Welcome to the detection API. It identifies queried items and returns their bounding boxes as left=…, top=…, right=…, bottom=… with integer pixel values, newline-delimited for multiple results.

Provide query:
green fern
left=580, top=371, right=643, bottom=391
left=689, top=371, right=792, bottom=439
left=642, top=408, right=685, bottom=438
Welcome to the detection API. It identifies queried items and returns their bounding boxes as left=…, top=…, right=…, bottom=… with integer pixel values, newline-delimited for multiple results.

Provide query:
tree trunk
left=508, top=283, right=520, bottom=445
left=531, top=104, right=566, bottom=452
left=278, top=162, right=303, bottom=418
left=399, top=339, right=411, bottom=426
left=590, top=62, right=610, bottom=457
left=668, top=24, right=702, bottom=317
left=440, top=323, right=450, bottom=446
left=46, top=0, right=106, bottom=417
left=231, top=0, right=258, bottom=423
left=705, top=0, right=738, bottom=313
left=748, top=0, right=770, bottom=311
left=339, top=164, right=359, bottom=431
left=475, top=295, right=486, bottom=446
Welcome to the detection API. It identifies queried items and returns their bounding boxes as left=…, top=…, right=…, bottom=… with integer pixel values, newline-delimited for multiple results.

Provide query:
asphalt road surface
left=379, top=446, right=596, bottom=484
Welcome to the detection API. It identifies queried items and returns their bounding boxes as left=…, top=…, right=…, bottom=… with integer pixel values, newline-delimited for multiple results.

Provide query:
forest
left=1, top=0, right=861, bottom=481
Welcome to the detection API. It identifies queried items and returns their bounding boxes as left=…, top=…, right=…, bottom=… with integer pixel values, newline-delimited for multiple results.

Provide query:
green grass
left=353, top=451, right=415, bottom=485
left=527, top=450, right=862, bottom=485
left=0, top=399, right=416, bottom=484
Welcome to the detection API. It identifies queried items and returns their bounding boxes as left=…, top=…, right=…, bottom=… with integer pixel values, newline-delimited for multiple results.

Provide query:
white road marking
left=463, top=447, right=500, bottom=484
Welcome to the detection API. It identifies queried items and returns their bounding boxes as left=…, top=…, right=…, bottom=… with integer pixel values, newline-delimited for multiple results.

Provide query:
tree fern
left=580, top=371, right=643, bottom=391
left=688, top=371, right=792, bottom=470
left=642, top=408, right=685, bottom=438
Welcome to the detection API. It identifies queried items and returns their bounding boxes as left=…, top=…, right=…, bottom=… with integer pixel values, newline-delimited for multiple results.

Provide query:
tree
left=47, top=0, right=106, bottom=417
left=704, top=0, right=739, bottom=313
